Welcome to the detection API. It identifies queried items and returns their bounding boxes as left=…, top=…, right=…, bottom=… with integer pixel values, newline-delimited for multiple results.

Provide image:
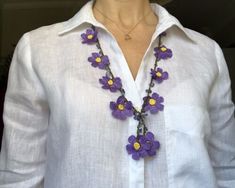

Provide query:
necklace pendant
left=125, top=34, right=132, bottom=41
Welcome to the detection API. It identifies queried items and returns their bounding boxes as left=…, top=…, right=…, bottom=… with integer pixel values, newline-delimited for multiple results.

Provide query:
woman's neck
left=92, top=0, right=157, bottom=29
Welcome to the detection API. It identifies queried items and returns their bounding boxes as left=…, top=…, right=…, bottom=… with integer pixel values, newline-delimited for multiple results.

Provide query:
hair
left=91, top=0, right=159, bottom=2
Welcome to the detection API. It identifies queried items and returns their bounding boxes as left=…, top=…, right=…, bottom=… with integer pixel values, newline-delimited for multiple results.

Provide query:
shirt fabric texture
left=0, top=1, right=235, bottom=187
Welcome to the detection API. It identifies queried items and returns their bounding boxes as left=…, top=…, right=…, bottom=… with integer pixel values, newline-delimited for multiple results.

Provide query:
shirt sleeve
left=208, top=41, right=235, bottom=187
left=0, top=33, right=49, bottom=187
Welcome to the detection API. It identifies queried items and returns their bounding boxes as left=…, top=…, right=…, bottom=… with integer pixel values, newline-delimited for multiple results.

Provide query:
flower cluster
left=154, top=45, right=173, bottom=60
left=143, top=92, right=164, bottom=114
left=110, top=96, right=133, bottom=120
left=81, top=28, right=98, bottom=44
left=99, top=76, right=122, bottom=92
left=151, top=68, right=168, bottom=83
left=126, top=132, right=160, bottom=160
left=88, top=53, right=110, bottom=69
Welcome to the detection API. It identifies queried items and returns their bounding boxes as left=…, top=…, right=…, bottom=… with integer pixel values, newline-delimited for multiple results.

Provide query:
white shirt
left=0, top=1, right=235, bottom=188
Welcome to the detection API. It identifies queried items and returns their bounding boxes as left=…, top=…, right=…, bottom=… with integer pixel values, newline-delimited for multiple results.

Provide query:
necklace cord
left=92, top=25, right=162, bottom=136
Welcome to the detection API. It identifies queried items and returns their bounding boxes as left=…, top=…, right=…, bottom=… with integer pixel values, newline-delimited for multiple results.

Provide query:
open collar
left=58, top=0, right=196, bottom=43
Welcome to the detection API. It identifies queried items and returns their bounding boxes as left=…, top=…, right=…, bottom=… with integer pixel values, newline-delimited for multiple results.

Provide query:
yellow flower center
left=156, top=72, right=162, bottom=77
left=149, top=98, right=156, bottom=106
left=87, top=34, right=94, bottom=39
left=108, top=79, right=113, bottom=85
left=95, top=57, right=102, bottom=63
left=133, top=142, right=141, bottom=151
left=161, top=47, right=167, bottom=52
left=118, top=104, right=125, bottom=111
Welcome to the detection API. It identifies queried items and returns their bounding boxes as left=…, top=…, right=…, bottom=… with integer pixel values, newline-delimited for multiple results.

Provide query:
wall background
left=0, top=0, right=235, bottom=148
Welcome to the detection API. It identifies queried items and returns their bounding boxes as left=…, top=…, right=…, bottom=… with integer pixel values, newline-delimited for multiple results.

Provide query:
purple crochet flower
left=99, top=76, right=122, bottom=92
left=81, top=28, right=98, bottom=44
left=139, top=132, right=160, bottom=156
left=154, top=45, right=173, bottom=60
left=143, top=92, right=164, bottom=114
left=126, top=135, right=148, bottom=160
left=151, top=68, right=169, bottom=83
left=88, top=53, right=110, bottom=69
left=110, top=96, right=133, bottom=120
left=126, top=132, right=160, bottom=160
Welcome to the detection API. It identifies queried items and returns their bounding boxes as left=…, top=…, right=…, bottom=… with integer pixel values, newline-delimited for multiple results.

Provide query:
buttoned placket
left=96, top=22, right=168, bottom=187
left=97, top=29, right=143, bottom=188
left=109, top=41, right=145, bottom=188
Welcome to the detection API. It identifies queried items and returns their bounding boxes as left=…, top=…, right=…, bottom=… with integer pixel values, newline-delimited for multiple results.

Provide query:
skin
left=93, top=0, right=159, bottom=80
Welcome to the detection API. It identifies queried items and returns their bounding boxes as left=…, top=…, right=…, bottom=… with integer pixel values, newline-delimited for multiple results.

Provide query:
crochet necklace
left=81, top=25, right=173, bottom=160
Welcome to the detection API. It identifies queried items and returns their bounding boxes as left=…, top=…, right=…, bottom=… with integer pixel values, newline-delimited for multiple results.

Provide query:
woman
left=0, top=0, right=234, bottom=187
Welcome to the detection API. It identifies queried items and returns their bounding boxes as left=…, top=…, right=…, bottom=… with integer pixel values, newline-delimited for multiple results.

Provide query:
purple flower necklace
left=81, top=25, right=173, bottom=160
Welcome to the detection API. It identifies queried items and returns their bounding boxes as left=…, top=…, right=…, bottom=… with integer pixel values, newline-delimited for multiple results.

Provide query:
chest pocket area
left=164, top=105, right=211, bottom=138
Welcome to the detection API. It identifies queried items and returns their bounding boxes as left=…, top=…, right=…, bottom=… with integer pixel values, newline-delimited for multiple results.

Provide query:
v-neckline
left=105, top=36, right=157, bottom=108
left=111, top=34, right=157, bottom=84
left=96, top=25, right=166, bottom=108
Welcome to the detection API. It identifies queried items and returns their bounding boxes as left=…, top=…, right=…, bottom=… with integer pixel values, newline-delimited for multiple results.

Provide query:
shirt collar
left=58, top=0, right=196, bottom=43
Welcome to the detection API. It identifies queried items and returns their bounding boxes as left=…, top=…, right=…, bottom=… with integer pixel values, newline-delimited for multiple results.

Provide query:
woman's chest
left=33, top=31, right=218, bottom=135
left=35, top=35, right=217, bottom=110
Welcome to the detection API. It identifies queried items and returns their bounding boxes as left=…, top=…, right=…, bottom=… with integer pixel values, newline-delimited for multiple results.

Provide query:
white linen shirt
left=0, top=1, right=235, bottom=188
